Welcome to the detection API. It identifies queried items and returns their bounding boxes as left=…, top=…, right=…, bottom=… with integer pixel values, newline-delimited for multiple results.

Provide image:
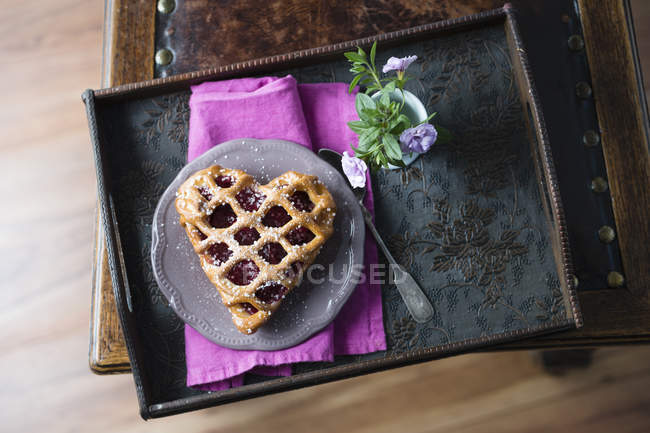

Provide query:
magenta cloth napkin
left=185, top=75, right=386, bottom=390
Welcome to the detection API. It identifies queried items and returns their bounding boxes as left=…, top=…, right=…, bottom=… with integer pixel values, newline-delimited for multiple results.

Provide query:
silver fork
left=318, top=149, right=434, bottom=323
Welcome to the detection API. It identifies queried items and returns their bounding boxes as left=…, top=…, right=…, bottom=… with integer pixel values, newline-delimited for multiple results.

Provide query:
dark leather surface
left=155, top=0, right=623, bottom=292
left=155, top=0, right=503, bottom=76
left=90, top=12, right=579, bottom=415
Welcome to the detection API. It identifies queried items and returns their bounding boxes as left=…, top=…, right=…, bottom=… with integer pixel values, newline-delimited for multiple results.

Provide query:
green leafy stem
left=345, top=42, right=446, bottom=170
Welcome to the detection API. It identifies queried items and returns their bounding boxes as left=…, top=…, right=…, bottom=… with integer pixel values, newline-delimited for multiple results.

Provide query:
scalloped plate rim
left=151, top=138, right=365, bottom=350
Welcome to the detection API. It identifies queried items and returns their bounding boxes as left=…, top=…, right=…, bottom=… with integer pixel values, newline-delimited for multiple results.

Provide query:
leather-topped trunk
left=84, top=7, right=584, bottom=418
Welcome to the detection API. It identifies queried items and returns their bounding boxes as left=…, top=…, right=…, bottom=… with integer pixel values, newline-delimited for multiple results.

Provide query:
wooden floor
left=1, top=1, right=649, bottom=431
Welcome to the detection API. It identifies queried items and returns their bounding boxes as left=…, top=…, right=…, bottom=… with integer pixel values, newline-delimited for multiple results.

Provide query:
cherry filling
left=289, top=191, right=314, bottom=212
left=284, top=261, right=304, bottom=278
left=234, top=227, right=260, bottom=245
left=196, top=230, right=208, bottom=241
left=255, top=282, right=288, bottom=304
left=236, top=187, right=266, bottom=212
left=205, top=242, right=232, bottom=265
left=239, top=302, right=258, bottom=315
left=286, top=226, right=315, bottom=245
left=209, top=204, right=237, bottom=228
left=259, top=242, right=287, bottom=264
left=227, top=259, right=259, bottom=285
left=262, top=206, right=291, bottom=227
left=215, top=175, right=234, bottom=188
left=197, top=186, right=213, bottom=201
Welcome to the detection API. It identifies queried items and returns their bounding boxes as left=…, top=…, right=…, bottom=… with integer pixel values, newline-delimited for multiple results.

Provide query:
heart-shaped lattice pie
left=175, top=165, right=336, bottom=334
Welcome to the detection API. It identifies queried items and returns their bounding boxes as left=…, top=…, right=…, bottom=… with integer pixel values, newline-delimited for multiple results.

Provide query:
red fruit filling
left=215, top=175, right=234, bottom=188
left=259, top=242, right=287, bottom=264
left=204, top=242, right=232, bottom=265
left=197, top=186, right=213, bottom=201
left=289, top=191, right=314, bottom=212
left=255, top=282, right=288, bottom=304
left=234, top=227, right=260, bottom=245
left=289, top=261, right=304, bottom=276
left=239, top=302, right=258, bottom=315
left=286, top=226, right=315, bottom=245
left=209, top=204, right=237, bottom=228
left=227, top=259, right=259, bottom=285
left=236, top=187, right=266, bottom=212
left=262, top=206, right=291, bottom=227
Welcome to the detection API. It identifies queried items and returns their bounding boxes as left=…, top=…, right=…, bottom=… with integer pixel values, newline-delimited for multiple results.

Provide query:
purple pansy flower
left=341, top=151, right=367, bottom=188
left=382, top=55, right=418, bottom=74
left=399, top=123, right=438, bottom=154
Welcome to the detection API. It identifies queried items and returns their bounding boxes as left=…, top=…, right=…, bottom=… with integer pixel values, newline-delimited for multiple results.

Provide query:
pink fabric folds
left=185, top=75, right=386, bottom=390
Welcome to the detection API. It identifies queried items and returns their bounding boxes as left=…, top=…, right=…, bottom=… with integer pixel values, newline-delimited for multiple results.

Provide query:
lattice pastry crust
left=175, top=165, right=336, bottom=334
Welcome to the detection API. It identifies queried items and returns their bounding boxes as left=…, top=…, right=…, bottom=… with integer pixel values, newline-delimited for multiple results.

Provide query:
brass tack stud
left=576, top=81, right=592, bottom=98
left=591, top=177, right=608, bottom=193
left=155, top=49, right=173, bottom=66
left=583, top=130, right=600, bottom=147
left=571, top=275, right=579, bottom=288
left=607, top=271, right=625, bottom=288
left=157, top=0, right=175, bottom=14
left=568, top=34, right=584, bottom=51
left=598, top=225, right=616, bottom=243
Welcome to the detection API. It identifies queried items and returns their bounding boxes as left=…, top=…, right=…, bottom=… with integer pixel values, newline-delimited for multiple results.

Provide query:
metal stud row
left=155, top=0, right=176, bottom=75
left=568, top=32, right=624, bottom=288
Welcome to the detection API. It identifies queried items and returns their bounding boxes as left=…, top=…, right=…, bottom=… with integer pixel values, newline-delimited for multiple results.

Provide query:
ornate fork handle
left=359, top=204, right=434, bottom=323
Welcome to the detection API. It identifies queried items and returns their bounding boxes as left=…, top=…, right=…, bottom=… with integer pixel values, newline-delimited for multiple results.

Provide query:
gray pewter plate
left=151, top=138, right=365, bottom=350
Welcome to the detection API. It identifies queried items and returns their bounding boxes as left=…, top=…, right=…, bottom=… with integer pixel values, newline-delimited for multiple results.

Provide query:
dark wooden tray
left=83, top=6, right=581, bottom=418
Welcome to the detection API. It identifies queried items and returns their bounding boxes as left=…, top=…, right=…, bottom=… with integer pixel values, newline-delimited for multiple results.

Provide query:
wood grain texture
left=108, top=0, right=156, bottom=85
left=3, top=0, right=650, bottom=429
left=90, top=219, right=130, bottom=373
left=630, top=0, right=650, bottom=103
left=577, top=0, right=650, bottom=298
left=88, top=0, right=156, bottom=373
left=91, top=0, right=650, bottom=373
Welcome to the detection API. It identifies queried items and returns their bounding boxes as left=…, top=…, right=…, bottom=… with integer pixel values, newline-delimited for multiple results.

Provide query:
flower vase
left=370, top=89, right=427, bottom=170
